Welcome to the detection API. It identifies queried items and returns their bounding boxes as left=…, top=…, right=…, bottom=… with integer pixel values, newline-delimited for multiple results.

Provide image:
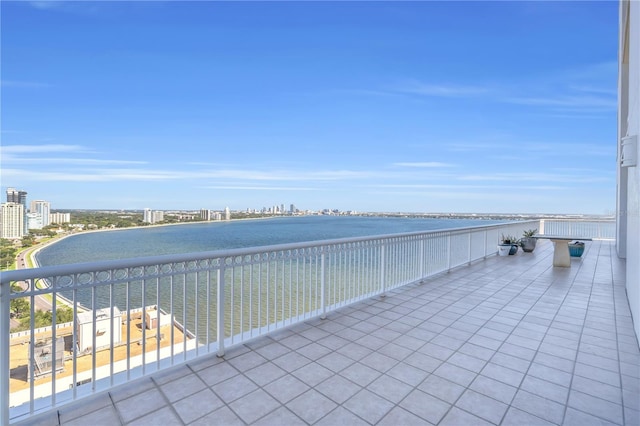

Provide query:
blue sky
left=1, top=1, right=618, bottom=214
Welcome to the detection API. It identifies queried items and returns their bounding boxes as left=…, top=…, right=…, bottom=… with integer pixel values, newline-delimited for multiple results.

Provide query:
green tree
left=10, top=297, right=30, bottom=317
left=21, top=235, right=36, bottom=248
left=13, top=306, right=75, bottom=332
left=0, top=238, right=17, bottom=269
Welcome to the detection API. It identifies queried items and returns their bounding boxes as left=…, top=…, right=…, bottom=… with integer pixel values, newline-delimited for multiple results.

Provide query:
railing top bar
left=0, top=219, right=539, bottom=284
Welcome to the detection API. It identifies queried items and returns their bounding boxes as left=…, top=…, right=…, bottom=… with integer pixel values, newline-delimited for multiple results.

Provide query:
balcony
left=2, top=220, right=638, bottom=425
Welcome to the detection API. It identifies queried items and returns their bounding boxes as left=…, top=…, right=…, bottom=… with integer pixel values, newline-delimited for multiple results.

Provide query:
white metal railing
left=539, top=219, right=616, bottom=240
left=1, top=220, right=539, bottom=423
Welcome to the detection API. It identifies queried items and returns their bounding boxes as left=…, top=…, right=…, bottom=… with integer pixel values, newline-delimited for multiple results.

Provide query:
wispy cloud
left=1, top=166, right=378, bottom=183
left=504, top=94, right=615, bottom=111
left=1, top=168, right=187, bottom=182
left=376, top=183, right=568, bottom=191
left=9, top=158, right=148, bottom=166
left=392, top=162, right=456, bottom=168
left=1, top=144, right=85, bottom=154
left=569, top=85, right=617, bottom=96
left=201, top=186, right=320, bottom=191
left=28, top=1, right=61, bottom=10
left=392, top=80, right=490, bottom=98
left=457, top=172, right=612, bottom=184
left=448, top=141, right=613, bottom=158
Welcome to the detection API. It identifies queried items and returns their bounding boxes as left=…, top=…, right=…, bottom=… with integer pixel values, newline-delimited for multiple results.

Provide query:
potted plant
left=520, top=229, right=537, bottom=253
left=568, top=241, right=585, bottom=257
left=499, top=234, right=519, bottom=256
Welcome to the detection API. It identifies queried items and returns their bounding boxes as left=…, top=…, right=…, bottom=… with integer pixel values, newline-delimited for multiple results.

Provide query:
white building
left=76, top=308, right=122, bottom=353
left=143, top=209, right=164, bottom=224
left=200, top=209, right=211, bottom=221
left=30, top=200, right=51, bottom=228
left=617, top=0, right=640, bottom=340
left=50, top=212, right=71, bottom=224
left=224, top=207, right=230, bottom=221
left=0, top=202, right=24, bottom=239
left=26, top=212, right=43, bottom=230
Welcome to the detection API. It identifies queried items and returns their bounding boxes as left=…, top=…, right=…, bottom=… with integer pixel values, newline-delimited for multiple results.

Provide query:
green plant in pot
left=499, top=234, right=519, bottom=255
left=520, top=229, right=537, bottom=253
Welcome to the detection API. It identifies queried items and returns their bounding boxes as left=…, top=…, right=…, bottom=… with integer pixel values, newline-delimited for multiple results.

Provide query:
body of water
left=37, top=216, right=503, bottom=266
left=35, top=215, right=507, bottom=340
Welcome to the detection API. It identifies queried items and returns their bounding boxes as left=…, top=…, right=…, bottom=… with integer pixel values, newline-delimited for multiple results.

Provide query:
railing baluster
left=380, top=244, right=386, bottom=297
left=216, top=263, right=225, bottom=357
left=169, top=272, right=175, bottom=362
left=320, top=251, right=326, bottom=319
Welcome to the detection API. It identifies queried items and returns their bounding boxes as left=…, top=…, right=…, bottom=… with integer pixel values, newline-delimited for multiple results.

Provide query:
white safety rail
left=539, top=219, right=616, bottom=240
left=1, top=220, right=538, bottom=424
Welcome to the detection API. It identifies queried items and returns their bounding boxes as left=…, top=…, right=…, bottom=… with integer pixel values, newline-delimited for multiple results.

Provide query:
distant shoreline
left=29, top=215, right=292, bottom=266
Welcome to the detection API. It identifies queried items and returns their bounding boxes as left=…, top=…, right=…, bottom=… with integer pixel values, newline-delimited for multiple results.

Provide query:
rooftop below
left=15, top=239, right=640, bottom=425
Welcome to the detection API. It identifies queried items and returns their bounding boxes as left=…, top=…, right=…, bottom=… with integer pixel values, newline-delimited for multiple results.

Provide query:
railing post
left=468, top=232, right=472, bottom=265
left=320, top=251, right=327, bottom=319
left=483, top=230, right=488, bottom=258
left=216, top=263, right=225, bottom=357
left=380, top=244, right=386, bottom=297
left=540, top=219, right=545, bottom=235
left=419, top=239, right=424, bottom=283
left=446, top=234, right=452, bottom=272
left=1, top=280, right=10, bottom=426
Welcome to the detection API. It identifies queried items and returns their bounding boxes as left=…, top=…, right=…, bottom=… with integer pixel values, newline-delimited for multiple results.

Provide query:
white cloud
left=504, top=94, right=616, bottom=110
left=569, top=85, right=617, bottom=96
left=9, top=157, right=148, bottom=166
left=392, top=162, right=456, bottom=168
left=28, top=1, right=60, bottom=10
left=393, top=80, right=490, bottom=98
left=0, top=166, right=377, bottom=183
left=201, top=186, right=320, bottom=191
left=1, top=144, right=85, bottom=154
left=376, top=183, right=568, bottom=191
left=457, top=172, right=611, bottom=184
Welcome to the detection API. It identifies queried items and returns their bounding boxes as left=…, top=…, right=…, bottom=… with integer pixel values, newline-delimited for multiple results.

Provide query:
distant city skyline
left=1, top=1, right=618, bottom=214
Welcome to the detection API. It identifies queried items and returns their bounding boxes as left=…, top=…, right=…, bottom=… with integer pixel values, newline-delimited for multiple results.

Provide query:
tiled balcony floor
left=16, top=240, right=640, bottom=425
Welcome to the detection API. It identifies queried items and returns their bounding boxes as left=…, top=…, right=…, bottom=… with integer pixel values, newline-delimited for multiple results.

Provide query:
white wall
left=619, top=0, right=640, bottom=343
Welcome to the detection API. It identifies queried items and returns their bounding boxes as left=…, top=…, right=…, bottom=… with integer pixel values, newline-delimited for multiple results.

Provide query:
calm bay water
left=37, top=216, right=501, bottom=266
left=37, top=216, right=503, bottom=338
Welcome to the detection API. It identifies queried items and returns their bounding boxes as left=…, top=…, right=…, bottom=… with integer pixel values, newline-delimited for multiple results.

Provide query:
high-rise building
left=200, top=209, right=211, bottom=221
left=6, top=188, right=18, bottom=203
left=143, top=208, right=164, bottom=224
left=6, top=187, right=26, bottom=204
left=143, top=208, right=153, bottom=223
left=6, top=188, right=28, bottom=233
left=26, top=212, right=43, bottom=230
left=0, top=202, right=25, bottom=239
left=30, top=200, right=51, bottom=228
left=224, top=207, right=230, bottom=221
left=50, top=212, right=71, bottom=224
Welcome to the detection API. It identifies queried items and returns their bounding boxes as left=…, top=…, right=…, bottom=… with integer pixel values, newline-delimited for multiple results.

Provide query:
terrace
left=2, top=219, right=638, bottom=425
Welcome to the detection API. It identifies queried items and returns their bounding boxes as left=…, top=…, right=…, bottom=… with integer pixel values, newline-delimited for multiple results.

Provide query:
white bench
left=533, top=235, right=592, bottom=267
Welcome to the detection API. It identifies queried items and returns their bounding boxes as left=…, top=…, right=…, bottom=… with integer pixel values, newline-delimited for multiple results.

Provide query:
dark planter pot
left=509, top=244, right=518, bottom=255
left=521, top=237, right=537, bottom=253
